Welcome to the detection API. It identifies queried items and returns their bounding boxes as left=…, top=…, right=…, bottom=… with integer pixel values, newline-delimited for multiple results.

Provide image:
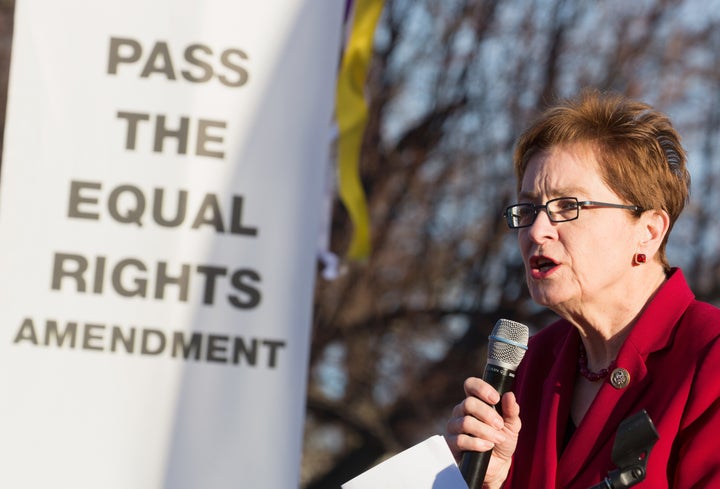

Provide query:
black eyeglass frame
left=504, top=197, right=642, bottom=229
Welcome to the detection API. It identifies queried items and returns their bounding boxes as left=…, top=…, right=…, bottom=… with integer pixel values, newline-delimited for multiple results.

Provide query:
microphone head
left=488, top=318, right=529, bottom=370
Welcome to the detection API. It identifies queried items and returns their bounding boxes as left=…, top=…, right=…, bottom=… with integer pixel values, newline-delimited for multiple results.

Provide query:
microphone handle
left=459, top=363, right=517, bottom=489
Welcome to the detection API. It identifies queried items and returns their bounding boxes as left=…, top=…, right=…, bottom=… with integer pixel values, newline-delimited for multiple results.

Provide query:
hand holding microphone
left=446, top=319, right=529, bottom=489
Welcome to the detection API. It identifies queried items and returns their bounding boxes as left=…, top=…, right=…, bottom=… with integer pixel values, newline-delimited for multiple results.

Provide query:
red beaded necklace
left=578, top=342, right=616, bottom=382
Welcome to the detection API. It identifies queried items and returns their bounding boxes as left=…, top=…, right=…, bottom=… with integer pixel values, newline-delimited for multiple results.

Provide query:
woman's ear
left=639, top=209, right=670, bottom=256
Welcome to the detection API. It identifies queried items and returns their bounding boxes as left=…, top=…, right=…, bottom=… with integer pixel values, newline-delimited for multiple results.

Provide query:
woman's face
left=518, top=144, right=642, bottom=316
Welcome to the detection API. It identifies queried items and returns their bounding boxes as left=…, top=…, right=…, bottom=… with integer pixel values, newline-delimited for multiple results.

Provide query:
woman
left=445, top=89, right=720, bottom=488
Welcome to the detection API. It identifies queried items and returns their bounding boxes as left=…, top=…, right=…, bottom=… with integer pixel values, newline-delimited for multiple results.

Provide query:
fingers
left=445, top=379, right=522, bottom=488
left=491, top=392, right=522, bottom=462
left=445, top=377, right=516, bottom=460
left=500, top=391, right=522, bottom=435
left=446, top=404, right=507, bottom=449
left=463, top=377, right=501, bottom=405
left=461, top=395, right=506, bottom=430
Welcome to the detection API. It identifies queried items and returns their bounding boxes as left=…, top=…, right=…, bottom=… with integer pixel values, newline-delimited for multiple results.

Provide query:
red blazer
left=505, top=268, right=720, bottom=488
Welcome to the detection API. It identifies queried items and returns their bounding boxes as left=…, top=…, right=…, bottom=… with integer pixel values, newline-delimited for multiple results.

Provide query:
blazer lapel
left=557, top=270, right=695, bottom=487
left=557, top=345, right=651, bottom=487
left=528, top=327, right=578, bottom=486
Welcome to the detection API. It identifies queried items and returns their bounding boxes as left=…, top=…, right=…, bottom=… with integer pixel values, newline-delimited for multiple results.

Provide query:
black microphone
left=459, top=318, right=529, bottom=489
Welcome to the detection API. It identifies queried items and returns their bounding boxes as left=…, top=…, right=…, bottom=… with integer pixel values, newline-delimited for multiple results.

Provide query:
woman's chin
left=528, top=286, right=569, bottom=310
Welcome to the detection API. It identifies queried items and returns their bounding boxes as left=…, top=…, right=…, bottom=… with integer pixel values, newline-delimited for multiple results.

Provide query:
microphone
left=459, top=318, right=529, bottom=489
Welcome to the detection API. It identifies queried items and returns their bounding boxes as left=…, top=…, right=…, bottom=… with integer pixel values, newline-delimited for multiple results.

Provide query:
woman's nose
left=525, top=207, right=557, bottom=243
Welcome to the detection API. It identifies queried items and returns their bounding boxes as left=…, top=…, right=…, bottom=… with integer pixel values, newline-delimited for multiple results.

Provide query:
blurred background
left=303, top=0, right=720, bottom=487
left=0, top=1, right=718, bottom=488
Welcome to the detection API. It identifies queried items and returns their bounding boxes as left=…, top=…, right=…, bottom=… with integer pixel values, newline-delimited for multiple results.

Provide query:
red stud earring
left=634, top=253, right=646, bottom=265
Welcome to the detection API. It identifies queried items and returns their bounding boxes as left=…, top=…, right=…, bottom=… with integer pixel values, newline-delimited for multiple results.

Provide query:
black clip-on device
left=587, top=409, right=659, bottom=489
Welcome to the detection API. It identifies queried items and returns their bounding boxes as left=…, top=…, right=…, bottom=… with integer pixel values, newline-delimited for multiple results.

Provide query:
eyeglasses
left=504, top=197, right=642, bottom=229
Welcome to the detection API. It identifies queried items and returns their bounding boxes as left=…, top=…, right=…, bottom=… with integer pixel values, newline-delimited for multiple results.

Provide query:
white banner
left=0, top=1, right=342, bottom=488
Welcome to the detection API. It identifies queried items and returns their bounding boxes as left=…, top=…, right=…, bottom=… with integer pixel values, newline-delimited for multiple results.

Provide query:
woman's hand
left=445, top=377, right=522, bottom=489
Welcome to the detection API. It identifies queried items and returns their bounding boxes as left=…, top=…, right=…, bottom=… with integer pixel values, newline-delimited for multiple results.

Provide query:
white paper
left=342, top=435, right=469, bottom=489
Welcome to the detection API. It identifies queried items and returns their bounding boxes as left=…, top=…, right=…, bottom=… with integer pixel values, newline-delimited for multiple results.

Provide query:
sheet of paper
left=342, top=435, right=468, bottom=489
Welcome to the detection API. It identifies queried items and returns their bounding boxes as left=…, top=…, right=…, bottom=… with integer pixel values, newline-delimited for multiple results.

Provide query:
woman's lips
left=529, top=255, right=558, bottom=279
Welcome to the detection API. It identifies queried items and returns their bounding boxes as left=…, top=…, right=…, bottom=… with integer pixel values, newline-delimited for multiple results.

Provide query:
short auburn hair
left=513, top=88, right=690, bottom=271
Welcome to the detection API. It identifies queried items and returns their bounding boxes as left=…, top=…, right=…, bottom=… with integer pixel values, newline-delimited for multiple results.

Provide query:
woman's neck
left=567, top=265, right=668, bottom=369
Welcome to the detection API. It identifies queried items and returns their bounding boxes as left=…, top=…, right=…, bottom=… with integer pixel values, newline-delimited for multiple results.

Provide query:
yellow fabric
left=335, top=0, right=384, bottom=260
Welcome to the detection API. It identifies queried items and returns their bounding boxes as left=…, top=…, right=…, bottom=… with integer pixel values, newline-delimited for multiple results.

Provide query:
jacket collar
left=548, top=268, right=694, bottom=486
